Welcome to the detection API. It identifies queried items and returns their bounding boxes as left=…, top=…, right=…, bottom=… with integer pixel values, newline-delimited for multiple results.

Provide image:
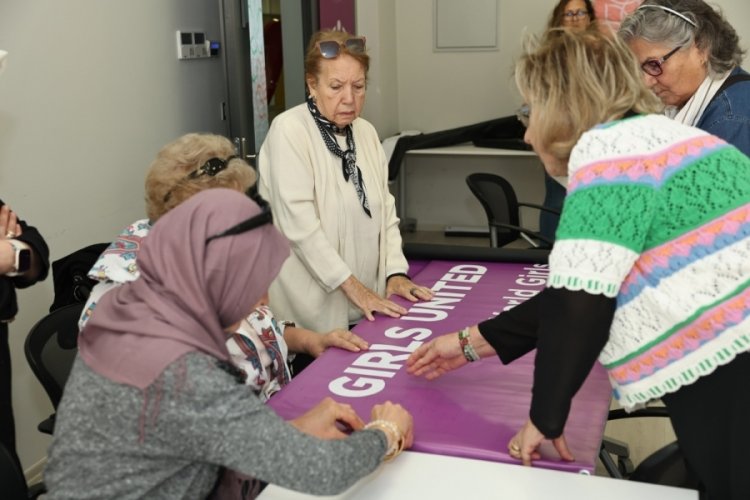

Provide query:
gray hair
left=618, top=0, right=744, bottom=76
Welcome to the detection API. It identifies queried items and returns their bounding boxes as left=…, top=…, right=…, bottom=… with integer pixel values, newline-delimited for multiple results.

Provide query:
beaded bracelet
left=457, top=327, right=480, bottom=362
left=364, top=419, right=406, bottom=462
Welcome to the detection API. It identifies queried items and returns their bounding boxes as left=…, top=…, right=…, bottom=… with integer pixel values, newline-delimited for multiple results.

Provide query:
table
left=397, top=143, right=544, bottom=232
left=258, top=451, right=698, bottom=500
left=268, top=248, right=612, bottom=474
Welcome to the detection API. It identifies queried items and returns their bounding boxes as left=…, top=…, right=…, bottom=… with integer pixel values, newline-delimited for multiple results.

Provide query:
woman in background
left=537, top=0, right=597, bottom=242
left=619, top=0, right=750, bottom=155
left=409, top=28, right=750, bottom=499
left=45, top=189, right=414, bottom=499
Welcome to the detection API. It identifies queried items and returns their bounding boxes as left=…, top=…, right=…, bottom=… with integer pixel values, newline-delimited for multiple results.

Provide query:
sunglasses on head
left=316, top=37, right=366, bottom=59
left=516, top=104, right=530, bottom=128
left=206, top=190, right=273, bottom=243
left=641, top=45, right=682, bottom=77
left=163, top=156, right=238, bottom=203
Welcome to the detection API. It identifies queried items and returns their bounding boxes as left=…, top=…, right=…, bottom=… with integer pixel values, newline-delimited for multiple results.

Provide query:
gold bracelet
left=364, top=419, right=405, bottom=462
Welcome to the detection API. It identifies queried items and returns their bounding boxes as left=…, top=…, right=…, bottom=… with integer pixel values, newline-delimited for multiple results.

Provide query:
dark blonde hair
left=515, top=28, right=663, bottom=164
left=144, top=133, right=256, bottom=222
left=304, top=30, right=370, bottom=89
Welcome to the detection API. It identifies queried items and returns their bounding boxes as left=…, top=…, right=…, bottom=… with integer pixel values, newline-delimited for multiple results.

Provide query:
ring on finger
left=5, top=231, right=15, bottom=239
left=409, top=287, right=418, bottom=295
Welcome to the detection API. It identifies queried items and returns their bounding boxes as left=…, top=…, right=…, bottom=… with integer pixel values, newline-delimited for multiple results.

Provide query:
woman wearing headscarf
left=619, top=0, right=750, bottom=155
left=79, top=133, right=368, bottom=392
left=258, top=31, right=433, bottom=355
left=44, top=189, right=413, bottom=499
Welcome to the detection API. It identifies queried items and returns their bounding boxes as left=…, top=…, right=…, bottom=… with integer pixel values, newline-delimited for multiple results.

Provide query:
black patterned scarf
left=306, top=94, right=371, bottom=217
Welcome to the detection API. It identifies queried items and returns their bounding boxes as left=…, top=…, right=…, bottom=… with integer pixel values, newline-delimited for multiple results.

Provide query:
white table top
left=405, top=142, right=537, bottom=157
left=258, top=451, right=697, bottom=500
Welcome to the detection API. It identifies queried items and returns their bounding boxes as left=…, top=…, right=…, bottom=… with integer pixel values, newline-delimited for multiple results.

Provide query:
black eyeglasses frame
left=205, top=192, right=273, bottom=243
left=641, top=45, right=682, bottom=77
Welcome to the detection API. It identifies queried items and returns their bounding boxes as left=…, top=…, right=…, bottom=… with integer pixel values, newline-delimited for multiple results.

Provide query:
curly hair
left=144, top=133, right=256, bottom=222
left=618, top=0, right=745, bottom=76
left=515, top=28, right=663, bottom=165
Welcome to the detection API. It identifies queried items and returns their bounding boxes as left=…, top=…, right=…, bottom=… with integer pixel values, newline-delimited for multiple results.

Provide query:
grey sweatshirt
left=44, top=353, right=387, bottom=499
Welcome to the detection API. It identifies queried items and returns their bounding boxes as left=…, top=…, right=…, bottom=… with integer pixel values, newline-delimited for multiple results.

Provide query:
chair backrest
left=465, top=173, right=521, bottom=247
left=629, top=441, right=700, bottom=489
left=0, top=442, right=28, bottom=500
left=24, top=302, right=84, bottom=409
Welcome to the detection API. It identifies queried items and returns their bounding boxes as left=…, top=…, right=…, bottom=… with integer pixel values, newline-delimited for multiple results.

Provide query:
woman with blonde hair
left=409, top=28, right=750, bottom=499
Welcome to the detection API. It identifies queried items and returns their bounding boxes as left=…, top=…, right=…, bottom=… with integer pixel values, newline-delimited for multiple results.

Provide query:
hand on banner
left=507, top=419, right=574, bottom=466
left=340, top=275, right=407, bottom=321
left=405, top=332, right=469, bottom=379
left=385, top=275, right=433, bottom=303
left=290, top=397, right=365, bottom=439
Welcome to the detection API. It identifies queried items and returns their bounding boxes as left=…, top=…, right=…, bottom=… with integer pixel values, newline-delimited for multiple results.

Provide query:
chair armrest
left=490, top=222, right=554, bottom=247
left=517, top=202, right=561, bottom=215
left=28, top=481, right=47, bottom=499
left=37, top=414, right=55, bottom=435
left=608, top=406, right=669, bottom=421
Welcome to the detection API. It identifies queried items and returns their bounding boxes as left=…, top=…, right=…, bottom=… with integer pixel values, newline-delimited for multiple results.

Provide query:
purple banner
left=268, top=260, right=611, bottom=473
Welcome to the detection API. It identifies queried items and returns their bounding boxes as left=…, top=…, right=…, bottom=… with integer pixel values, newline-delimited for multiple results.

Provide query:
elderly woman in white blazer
left=258, top=30, right=432, bottom=338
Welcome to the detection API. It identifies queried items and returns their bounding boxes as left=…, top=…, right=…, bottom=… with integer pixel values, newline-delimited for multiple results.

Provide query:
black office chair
left=0, top=442, right=45, bottom=499
left=466, top=173, right=559, bottom=249
left=599, top=406, right=700, bottom=491
left=24, top=302, right=84, bottom=434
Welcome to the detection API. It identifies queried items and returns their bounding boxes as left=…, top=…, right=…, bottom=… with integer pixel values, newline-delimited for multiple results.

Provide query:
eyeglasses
left=163, top=156, right=238, bottom=203
left=641, top=45, right=682, bottom=77
left=516, top=104, right=530, bottom=128
left=316, top=37, right=366, bottom=59
left=206, top=191, right=273, bottom=243
left=562, top=9, right=589, bottom=21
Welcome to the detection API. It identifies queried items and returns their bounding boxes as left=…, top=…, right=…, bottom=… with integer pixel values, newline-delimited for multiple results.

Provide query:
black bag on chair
left=49, top=243, right=108, bottom=312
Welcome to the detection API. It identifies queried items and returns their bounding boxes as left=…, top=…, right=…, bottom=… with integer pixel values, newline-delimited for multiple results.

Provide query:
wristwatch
left=6, top=240, right=31, bottom=277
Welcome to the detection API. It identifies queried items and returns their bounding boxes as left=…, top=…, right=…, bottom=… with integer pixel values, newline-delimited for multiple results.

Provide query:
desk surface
left=258, top=451, right=698, bottom=500
left=268, top=258, right=612, bottom=473
left=405, top=143, right=537, bottom=157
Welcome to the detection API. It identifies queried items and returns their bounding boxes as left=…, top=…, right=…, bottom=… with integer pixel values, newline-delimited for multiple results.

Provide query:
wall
left=356, top=0, right=400, bottom=138
left=0, top=0, right=227, bottom=474
left=360, top=0, right=749, bottom=135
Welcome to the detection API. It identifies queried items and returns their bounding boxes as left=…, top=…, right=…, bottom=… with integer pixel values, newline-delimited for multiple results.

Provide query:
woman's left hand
left=386, top=275, right=433, bottom=303
left=290, top=397, right=365, bottom=440
left=308, top=329, right=369, bottom=357
left=507, top=419, right=575, bottom=466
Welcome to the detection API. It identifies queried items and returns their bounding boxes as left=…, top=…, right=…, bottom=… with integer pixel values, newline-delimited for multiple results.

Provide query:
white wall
left=360, top=0, right=749, bottom=135
left=0, top=0, right=228, bottom=474
left=356, top=0, right=400, bottom=137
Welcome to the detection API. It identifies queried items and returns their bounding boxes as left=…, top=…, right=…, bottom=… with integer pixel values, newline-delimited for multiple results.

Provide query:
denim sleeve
left=698, top=86, right=750, bottom=157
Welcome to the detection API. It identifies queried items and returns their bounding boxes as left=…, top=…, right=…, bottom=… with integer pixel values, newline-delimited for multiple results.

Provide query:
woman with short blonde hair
left=515, top=28, right=662, bottom=167
left=409, top=28, right=750, bottom=500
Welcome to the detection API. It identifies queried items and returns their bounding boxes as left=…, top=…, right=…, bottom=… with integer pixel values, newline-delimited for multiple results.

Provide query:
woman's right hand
left=340, top=275, right=407, bottom=321
left=369, top=401, right=414, bottom=449
left=406, top=332, right=468, bottom=380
